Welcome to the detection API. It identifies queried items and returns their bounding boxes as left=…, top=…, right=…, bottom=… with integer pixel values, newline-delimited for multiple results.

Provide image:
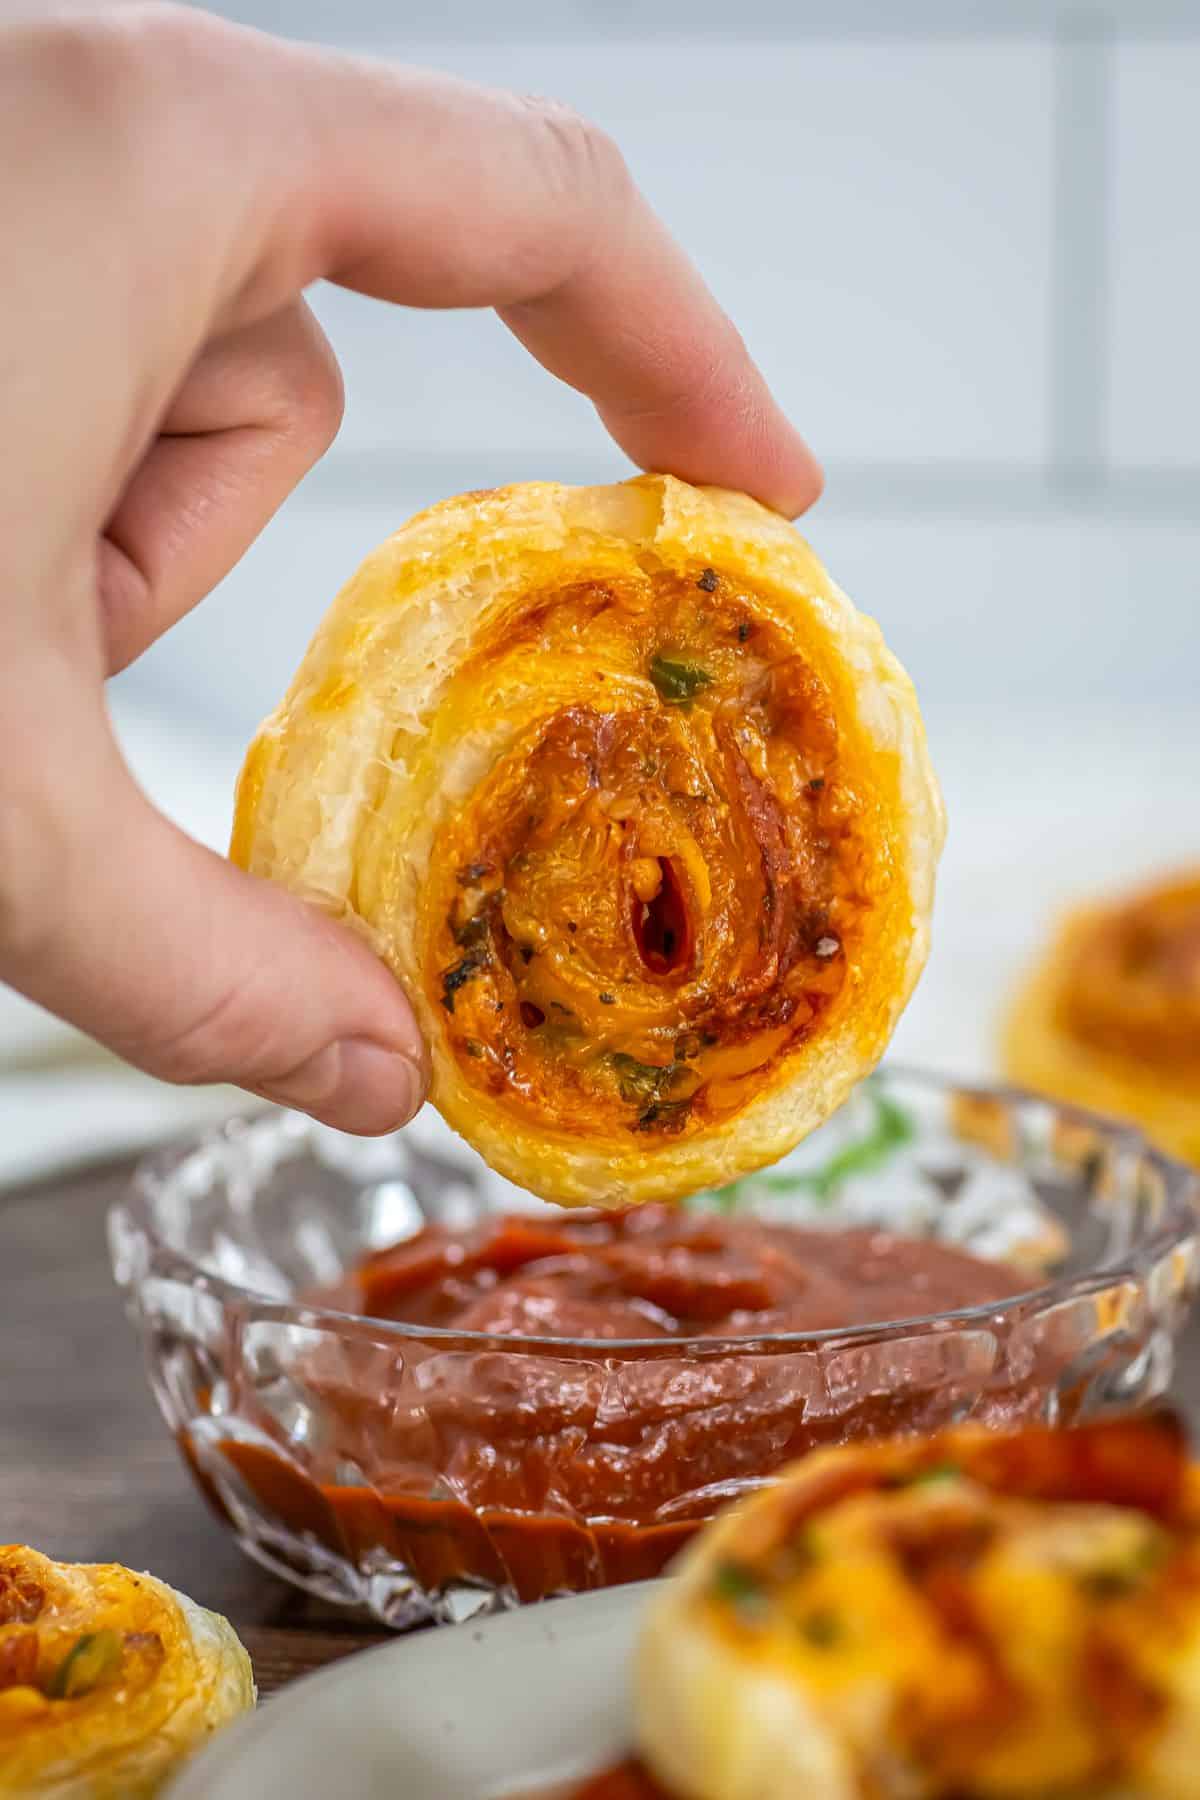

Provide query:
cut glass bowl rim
left=112, top=1065, right=1200, bottom=1356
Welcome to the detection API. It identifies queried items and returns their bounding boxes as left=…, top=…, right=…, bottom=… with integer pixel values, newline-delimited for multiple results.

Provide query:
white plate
left=170, top=1585, right=650, bottom=1799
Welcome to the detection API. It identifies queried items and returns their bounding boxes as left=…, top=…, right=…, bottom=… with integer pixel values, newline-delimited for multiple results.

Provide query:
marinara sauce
left=191, top=1207, right=1033, bottom=1606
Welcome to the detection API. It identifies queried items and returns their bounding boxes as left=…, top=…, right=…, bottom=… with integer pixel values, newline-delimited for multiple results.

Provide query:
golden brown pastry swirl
left=0, top=1545, right=253, bottom=1797
left=1006, top=869, right=1200, bottom=1165
left=234, top=476, right=943, bottom=1205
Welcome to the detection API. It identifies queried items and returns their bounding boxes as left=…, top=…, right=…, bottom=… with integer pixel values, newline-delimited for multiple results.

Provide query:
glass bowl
left=108, top=1068, right=1200, bottom=1629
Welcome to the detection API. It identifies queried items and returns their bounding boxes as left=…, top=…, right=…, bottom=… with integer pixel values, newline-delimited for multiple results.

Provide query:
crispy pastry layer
left=0, top=1545, right=254, bottom=1797
left=637, top=1418, right=1200, bottom=1800
left=1005, top=871, right=1200, bottom=1166
left=233, top=475, right=943, bottom=1205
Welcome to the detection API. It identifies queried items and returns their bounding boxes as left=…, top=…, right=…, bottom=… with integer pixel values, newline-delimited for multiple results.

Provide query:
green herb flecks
left=1078, top=1537, right=1166, bottom=1601
left=782, top=1087, right=914, bottom=1202
left=610, top=1054, right=674, bottom=1107
left=907, top=1462, right=963, bottom=1488
left=634, top=1096, right=693, bottom=1134
left=712, top=1561, right=767, bottom=1621
left=441, top=952, right=488, bottom=1012
left=47, top=1631, right=122, bottom=1700
left=650, top=656, right=714, bottom=704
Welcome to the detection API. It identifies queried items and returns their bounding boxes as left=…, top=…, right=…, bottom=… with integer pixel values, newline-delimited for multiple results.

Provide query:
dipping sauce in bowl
left=223, top=1207, right=1030, bottom=1601
left=195, top=1208, right=1031, bottom=1609
left=334, top=1207, right=1027, bottom=1342
left=110, top=1073, right=1200, bottom=1626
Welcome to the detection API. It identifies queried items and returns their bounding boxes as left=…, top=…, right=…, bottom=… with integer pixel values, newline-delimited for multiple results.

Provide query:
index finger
left=215, top=20, right=824, bottom=516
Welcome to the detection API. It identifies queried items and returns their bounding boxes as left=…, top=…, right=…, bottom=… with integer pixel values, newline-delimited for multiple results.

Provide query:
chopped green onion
left=908, top=1463, right=963, bottom=1488
left=687, top=1082, right=916, bottom=1213
left=712, top=1562, right=764, bottom=1614
left=634, top=1096, right=692, bottom=1133
left=1079, top=1538, right=1164, bottom=1600
left=47, top=1631, right=122, bottom=1700
left=441, top=951, right=488, bottom=1012
left=650, top=656, right=714, bottom=703
left=610, top=1054, right=672, bottom=1106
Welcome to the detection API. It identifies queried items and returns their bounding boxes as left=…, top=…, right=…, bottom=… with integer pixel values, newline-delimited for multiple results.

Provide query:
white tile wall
left=106, top=6, right=1200, bottom=734
left=895, top=695, right=1200, bottom=1082
left=1110, top=42, right=1200, bottom=468
left=309, top=38, right=1056, bottom=467
left=814, top=510, right=1200, bottom=708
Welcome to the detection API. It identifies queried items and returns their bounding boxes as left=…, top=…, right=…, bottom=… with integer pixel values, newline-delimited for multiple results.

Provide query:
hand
left=0, top=3, right=821, bottom=1134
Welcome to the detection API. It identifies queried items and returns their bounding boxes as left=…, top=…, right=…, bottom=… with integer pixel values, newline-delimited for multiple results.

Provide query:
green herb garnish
left=635, top=1096, right=692, bottom=1134
left=789, top=1089, right=914, bottom=1201
left=610, top=1054, right=673, bottom=1106
left=47, top=1631, right=122, bottom=1700
left=650, top=656, right=714, bottom=704
left=908, top=1462, right=963, bottom=1488
left=712, top=1561, right=763, bottom=1609
left=1078, top=1538, right=1165, bottom=1600
left=441, top=952, right=487, bottom=1012
left=690, top=1083, right=916, bottom=1213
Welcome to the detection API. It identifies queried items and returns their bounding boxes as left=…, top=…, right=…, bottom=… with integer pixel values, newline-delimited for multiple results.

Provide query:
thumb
left=2, top=721, right=427, bottom=1135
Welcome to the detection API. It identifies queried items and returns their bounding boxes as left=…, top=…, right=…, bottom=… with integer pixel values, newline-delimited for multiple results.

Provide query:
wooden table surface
left=0, top=1156, right=390, bottom=1699
left=5, top=1151, right=1200, bottom=1704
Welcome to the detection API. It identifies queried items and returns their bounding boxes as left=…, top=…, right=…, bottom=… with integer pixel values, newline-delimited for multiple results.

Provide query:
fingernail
left=262, top=1038, right=425, bottom=1134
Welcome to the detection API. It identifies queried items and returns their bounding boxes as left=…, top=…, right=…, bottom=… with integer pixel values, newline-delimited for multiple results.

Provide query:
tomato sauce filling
left=1058, top=875, right=1200, bottom=1077
left=425, top=565, right=879, bottom=1139
left=190, top=1211, right=1037, bottom=1609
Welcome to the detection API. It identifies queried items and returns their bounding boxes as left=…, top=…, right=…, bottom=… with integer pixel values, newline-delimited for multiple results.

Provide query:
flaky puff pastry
left=637, top=1416, right=1200, bottom=1800
left=1005, top=870, right=1200, bottom=1166
left=234, top=476, right=943, bottom=1207
left=0, top=1546, right=254, bottom=1797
